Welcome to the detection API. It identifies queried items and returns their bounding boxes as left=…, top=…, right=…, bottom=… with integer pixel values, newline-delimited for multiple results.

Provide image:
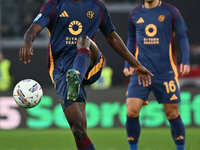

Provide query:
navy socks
left=73, top=48, right=91, bottom=81
left=75, top=136, right=95, bottom=150
left=169, top=116, right=185, bottom=150
left=126, top=116, right=140, bottom=150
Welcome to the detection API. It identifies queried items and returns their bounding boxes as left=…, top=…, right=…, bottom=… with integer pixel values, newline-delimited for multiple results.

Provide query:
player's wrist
left=181, top=62, right=190, bottom=66
left=24, top=40, right=33, bottom=47
left=134, top=61, right=142, bottom=68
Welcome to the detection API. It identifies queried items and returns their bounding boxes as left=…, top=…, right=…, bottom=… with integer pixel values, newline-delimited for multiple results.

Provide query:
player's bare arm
left=104, top=31, right=153, bottom=86
left=19, top=24, right=43, bottom=64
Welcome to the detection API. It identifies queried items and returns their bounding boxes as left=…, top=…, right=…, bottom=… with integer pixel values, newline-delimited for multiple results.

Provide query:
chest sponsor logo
left=87, top=11, right=95, bottom=19
left=144, top=24, right=159, bottom=45
left=68, top=20, right=83, bottom=35
left=66, top=20, right=83, bottom=44
left=158, top=15, right=165, bottom=22
left=60, top=11, right=69, bottom=17
left=137, top=17, right=144, bottom=24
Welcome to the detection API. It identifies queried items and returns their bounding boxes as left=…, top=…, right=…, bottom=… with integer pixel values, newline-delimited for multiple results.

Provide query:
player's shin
left=126, top=116, right=141, bottom=150
left=169, top=116, right=185, bottom=150
left=73, top=48, right=91, bottom=81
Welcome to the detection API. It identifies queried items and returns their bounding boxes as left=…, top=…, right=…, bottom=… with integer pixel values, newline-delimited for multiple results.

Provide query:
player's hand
left=123, top=67, right=134, bottom=76
left=19, top=42, right=33, bottom=64
left=134, top=64, right=153, bottom=87
left=180, top=63, right=190, bottom=76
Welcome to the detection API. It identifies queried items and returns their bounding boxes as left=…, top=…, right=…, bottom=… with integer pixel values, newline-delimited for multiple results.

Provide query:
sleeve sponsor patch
left=34, top=13, right=42, bottom=22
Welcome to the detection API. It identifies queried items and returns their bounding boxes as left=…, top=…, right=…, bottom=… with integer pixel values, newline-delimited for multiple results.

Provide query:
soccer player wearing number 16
left=19, top=0, right=153, bottom=150
left=123, top=0, right=190, bottom=150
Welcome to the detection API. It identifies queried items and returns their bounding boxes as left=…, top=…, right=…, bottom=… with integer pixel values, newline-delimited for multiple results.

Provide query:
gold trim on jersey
left=169, top=42, right=180, bottom=88
left=169, top=43, right=178, bottom=77
left=87, top=55, right=104, bottom=80
left=47, top=29, right=55, bottom=84
left=135, top=46, right=139, bottom=60
left=49, top=44, right=55, bottom=84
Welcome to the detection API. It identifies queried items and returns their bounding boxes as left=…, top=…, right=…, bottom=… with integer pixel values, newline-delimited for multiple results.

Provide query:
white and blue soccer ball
left=13, top=79, right=43, bottom=108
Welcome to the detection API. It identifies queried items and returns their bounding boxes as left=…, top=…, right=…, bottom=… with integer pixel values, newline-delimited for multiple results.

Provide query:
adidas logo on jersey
left=60, top=11, right=69, bottom=17
left=170, top=94, right=178, bottom=101
left=137, top=17, right=144, bottom=24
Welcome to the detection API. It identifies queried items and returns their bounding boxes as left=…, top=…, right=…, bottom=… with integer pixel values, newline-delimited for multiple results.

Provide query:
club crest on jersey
left=87, top=11, right=95, bottom=19
left=158, top=15, right=165, bottom=22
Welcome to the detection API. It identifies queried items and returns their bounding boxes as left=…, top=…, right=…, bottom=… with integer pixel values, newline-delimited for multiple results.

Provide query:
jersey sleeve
left=172, top=7, right=188, bottom=34
left=33, top=0, right=57, bottom=29
left=124, top=13, right=136, bottom=69
left=178, top=32, right=190, bottom=65
left=96, top=2, right=116, bottom=34
left=172, top=7, right=190, bottom=65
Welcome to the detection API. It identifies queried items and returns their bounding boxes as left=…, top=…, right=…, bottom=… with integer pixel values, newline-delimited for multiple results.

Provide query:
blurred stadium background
left=0, top=0, right=200, bottom=150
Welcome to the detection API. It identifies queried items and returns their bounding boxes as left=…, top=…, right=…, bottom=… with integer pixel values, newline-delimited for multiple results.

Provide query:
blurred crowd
left=1, top=0, right=45, bottom=38
left=0, top=0, right=137, bottom=38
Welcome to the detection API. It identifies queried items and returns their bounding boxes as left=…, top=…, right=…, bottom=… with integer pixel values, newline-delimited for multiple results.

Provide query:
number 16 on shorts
left=163, top=80, right=177, bottom=93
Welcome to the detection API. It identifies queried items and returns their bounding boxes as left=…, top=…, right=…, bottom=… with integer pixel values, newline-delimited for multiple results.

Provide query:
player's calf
left=71, top=120, right=95, bottom=150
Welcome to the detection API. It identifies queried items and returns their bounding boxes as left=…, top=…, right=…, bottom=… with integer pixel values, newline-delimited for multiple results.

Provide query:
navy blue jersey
left=33, top=0, right=115, bottom=82
left=125, top=2, right=188, bottom=78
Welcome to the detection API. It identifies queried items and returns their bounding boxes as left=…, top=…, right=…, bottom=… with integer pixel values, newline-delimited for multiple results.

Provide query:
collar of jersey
left=69, top=0, right=83, bottom=4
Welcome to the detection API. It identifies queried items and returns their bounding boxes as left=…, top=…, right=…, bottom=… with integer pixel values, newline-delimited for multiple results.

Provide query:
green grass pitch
left=0, top=128, right=199, bottom=150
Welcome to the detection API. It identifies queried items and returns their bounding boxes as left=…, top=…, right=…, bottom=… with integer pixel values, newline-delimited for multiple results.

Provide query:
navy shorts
left=55, top=51, right=104, bottom=110
left=127, top=74, right=181, bottom=103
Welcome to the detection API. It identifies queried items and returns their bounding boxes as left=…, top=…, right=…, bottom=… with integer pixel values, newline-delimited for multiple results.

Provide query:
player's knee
left=77, top=35, right=91, bottom=50
left=127, top=109, right=139, bottom=118
left=71, top=123, right=87, bottom=141
left=165, top=109, right=180, bottom=120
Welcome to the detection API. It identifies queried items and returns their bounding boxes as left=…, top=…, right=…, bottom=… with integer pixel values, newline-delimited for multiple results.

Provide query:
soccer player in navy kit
left=19, top=0, right=152, bottom=150
left=124, top=0, right=190, bottom=150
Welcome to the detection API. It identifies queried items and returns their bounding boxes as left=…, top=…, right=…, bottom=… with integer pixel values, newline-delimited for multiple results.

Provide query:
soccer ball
left=13, top=79, right=43, bottom=108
